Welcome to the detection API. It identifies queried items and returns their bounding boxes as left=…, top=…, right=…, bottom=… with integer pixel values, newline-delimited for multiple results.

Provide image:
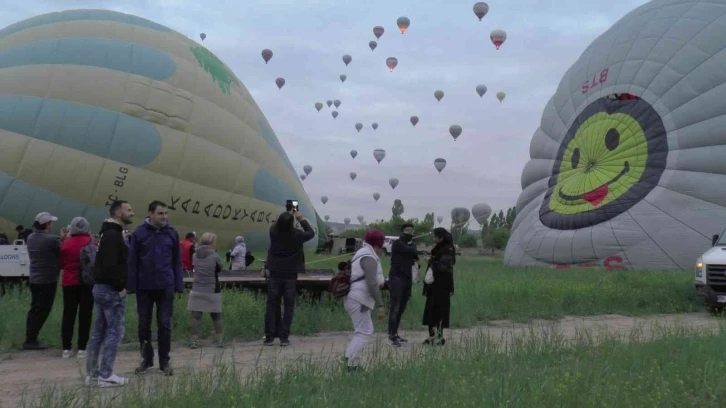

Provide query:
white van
left=0, top=240, right=30, bottom=295
left=382, top=236, right=398, bottom=256
left=695, top=231, right=726, bottom=311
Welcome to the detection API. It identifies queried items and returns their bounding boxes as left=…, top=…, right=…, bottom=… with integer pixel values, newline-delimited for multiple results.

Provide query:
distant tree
left=392, top=199, right=405, bottom=219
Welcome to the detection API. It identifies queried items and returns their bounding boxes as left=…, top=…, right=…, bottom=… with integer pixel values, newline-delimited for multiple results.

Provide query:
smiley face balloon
left=505, top=0, right=726, bottom=271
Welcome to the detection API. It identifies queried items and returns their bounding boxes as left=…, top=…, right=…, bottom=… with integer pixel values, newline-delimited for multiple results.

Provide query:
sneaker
left=62, top=350, right=73, bottom=359
left=436, top=338, right=446, bottom=346
left=216, top=341, right=224, bottom=349
left=279, top=339, right=290, bottom=347
left=84, top=376, right=98, bottom=387
left=23, top=342, right=48, bottom=350
left=395, top=335, right=408, bottom=343
left=134, top=361, right=154, bottom=375
left=76, top=350, right=87, bottom=359
left=422, top=337, right=436, bottom=345
left=189, top=340, right=198, bottom=349
left=98, top=373, right=129, bottom=388
left=263, top=337, right=275, bottom=346
left=159, top=363, right=174, bottom=376
left=388, top=337, right=402, bottom=347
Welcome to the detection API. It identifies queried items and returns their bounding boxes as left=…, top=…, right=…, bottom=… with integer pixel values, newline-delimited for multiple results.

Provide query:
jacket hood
left=196, top=245, right=215, bottom=259
left=100, top=219, right=124, bottom=234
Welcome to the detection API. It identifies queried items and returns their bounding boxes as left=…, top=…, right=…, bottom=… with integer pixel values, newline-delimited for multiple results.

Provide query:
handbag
left=424, top=267, right=434, bottom=284
left=411, top=264, right=420, bottom=284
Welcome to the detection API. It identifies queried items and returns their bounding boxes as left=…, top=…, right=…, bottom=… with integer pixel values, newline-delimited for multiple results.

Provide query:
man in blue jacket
left=127, top=200, right=182, bottom=376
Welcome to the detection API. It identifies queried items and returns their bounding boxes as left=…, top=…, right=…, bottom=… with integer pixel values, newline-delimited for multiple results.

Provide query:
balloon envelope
left=410, top=116, right=419, bottom=127
left=324, top=215, right=330, bottom=221
left=434, top=158, right=447, bottom=173
left=490, top=29, right=507, bottom=50
left=373, top=193, right=380, bottom=201
left=369, top=41, right=377, bottom=51
left=472, top=203, right=492, bottom=225
left=350, top=172, right=357, bottom=180
left=344, top=218, right=351, bottom=225
left=275, top=77, right=285, bottom=89
left=397, top=17, right=410, bottom=34
left=303, top=165, right=312, bottom=176
left=449, top=125, right=462, bottom=141
left=373, top=26, right=384, bottom=39
left=334, top=99, right=341, bottom=108
left=355, top=123, right=363, bottom=132
left=386, top=57, right=398, bottom=72
left=372, top=123, right=378, bottom=130
left=327, top=100, right=333, bottom=107
left=473, top=2, right=489, bottom=20
left=200, top=33, right=206, bottom=41
left=300, top=174, right=306, bottom=181
left=340, top=74, right=347, bottom=83
left=357, top=215, right=364, bottom=223
left=476, top=84, right=488, bottom=97
left=342, top=54, right=352, bottom=66
left=261, top=48, right=273, bottom=63
left=389, top=178, right=399, bottom=189
left=315, top=102, right=323, bottom=112
left=497, top=92, right=506, bottom=102
left=332, top=111, right=338, bottom=119
left=350, top=150, right=358, bottom=159
left=373, top=149, right=386, bottom=164
left=321, top=196, right=328, bottom=205
left=434, top=90, right=444, bottom=101
left=451, top=207, right=471, bottom=224
left=437, top=216, right=443, bottom=225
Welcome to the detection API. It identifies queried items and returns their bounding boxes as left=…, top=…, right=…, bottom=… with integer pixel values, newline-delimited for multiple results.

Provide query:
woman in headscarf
left=188, top=232, right=225, bottom=348
left=422, top=227, right=455, bottom=345
left=343, top=229, right=386, bottom=371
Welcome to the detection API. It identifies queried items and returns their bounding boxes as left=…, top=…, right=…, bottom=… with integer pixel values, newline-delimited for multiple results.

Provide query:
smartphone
left=286, top=199, right=300, bottom=212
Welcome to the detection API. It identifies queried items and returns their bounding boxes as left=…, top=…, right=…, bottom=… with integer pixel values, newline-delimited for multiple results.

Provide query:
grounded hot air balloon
left=504, top=0, right=726, bottom=271
left=332, top=111, right=339, bottom=119
left=472, top=203, right=492, bottom=225
left=397, top=17, right=410, bottom=34
left=315, top=102, right=323, bottom=112
left=386, top=57, right=398, bottom=72
left=327, top=100, right=333, bottom=107
left=200, top=33, right=206, bottom=41
left=275, top=77, right=285, bottom=89
left=373, top=193, right=380, bottom=201
left=340, top=74, right=347, bottom=83
left=473, top=2, right=489, bottom=21
left=350, top=172, right=357, bottom=181
left=434, top=90, right=444, bottom=102
left=410, top=116, right=419, bottom=127
left=300, top=174, right=306, bottom=181
left=497, top=92, right=506, bottom=102
left=355, top=123, right=363, bottom=132
left=261, top=48, right=273, bottom=64
left=342, top=54, right=352, bottom=66
left=389, top=178, right=399, bottom=190
left=369, top=41, right=377, bottom=51
left=344, top=218, right=351, bottom=225
left=303, top=165, right=312, bottom=176
left=476, top=84, right=488, bottom=97
left=449, top=125, right=462, bottom=141
left=490, top=29, right=507, bottom=50
left=324, top=215, right=330, bottom=221
left=321, top=196, right=328, bottom=205
left=373, top=26, right=384, bottom=39
left=434, top=158, right=447, bottom=173
left=357, top=215, right=365, bottom=224
left=451, top=207, right=471, bottom=225
left=372, top=123, right=378, bottom=130
left=334, top=99, right=341, bottom=108
left=437, top=216, right=443, bottom=225
left=350, top=150, right=358, bottom=159
left=373, top=149, right=386, bottom=164
left=0, top=9, right=323, bottom=250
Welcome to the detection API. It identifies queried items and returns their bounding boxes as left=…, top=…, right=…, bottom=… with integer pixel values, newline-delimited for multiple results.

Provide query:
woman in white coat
left=344, top=229, right=386, bottom=371
left=230, top=236, right=247, bottom=271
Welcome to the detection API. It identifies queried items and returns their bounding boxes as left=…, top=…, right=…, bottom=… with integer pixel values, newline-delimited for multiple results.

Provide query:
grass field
left=0, top=254, right=702, bottom=352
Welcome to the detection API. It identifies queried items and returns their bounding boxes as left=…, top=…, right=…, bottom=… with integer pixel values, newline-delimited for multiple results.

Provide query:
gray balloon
left=275, top=77, right=285, bottom=89
left=389, top=178, right=399, bottom=190
left=473, top=2, right=489, bottom=21
left=369, top=41, right=377, bottom=51
left=350, top=150, right=358, bottom=159
left=300, top=174, right=306, bottom=181
left=372, top=123, right=378, bottom=130
left=449, top=125, right=462, bottom=141
left=344, top=217, right=351, bottom=225
left=472, top=203, right=492, bottom=225
left=434, top=90, right=444, bottom=101
left=410, top=116, right=419, bottom=127
left=332, top=111, right=338, bottom=119
left=315, top=102, right=323, bottom=112
left=200, top=33, right=206, bottom=41
left=373, top=26, right=384, bottom=39
left=397, top=16, right=410, bottom=33
left=327, top=100, right=332, bottom=107
left=324, top=215, right=330, bottom=221
left=357, top=215, right=365, bottom=223
left=355, top=123, right=363, bottom=132
left=373, top=149, right=386, bottom=164
left=437, top=216, right=443, bottom=225
left=340, top=74, right=347, bottom=83
left=434, top=158, right=447, bottom=173
left=321, top=196, right=328, bottom=205
left=334, top=99, right=341, bottom=108
left=373, top=193, right=380, bottom=201
left=342, top=54, right=352, bottom=66
left=451, top=207, right=471, bottom=224
left=386, top=57, right=398, bottom=72
left=303, top=165, right=312, bottom=175
left=350, top=172, right=357, bottom=181
left=476, top=84, right=488, bottom=97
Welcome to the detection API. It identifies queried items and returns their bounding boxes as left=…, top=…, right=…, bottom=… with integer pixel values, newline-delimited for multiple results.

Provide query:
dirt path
left=0, top=312, right=721, bottom=407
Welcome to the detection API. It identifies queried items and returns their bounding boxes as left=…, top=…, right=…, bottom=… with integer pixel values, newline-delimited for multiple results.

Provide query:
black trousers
left=387, top=276, right=411, bottom=337
left=264, top=277, right=297, bottom=341
left=25, top=283, right=58, bottom=344
left=61, top=285, right=94, bottom=350
left=136, top=288, right=175, bottom=366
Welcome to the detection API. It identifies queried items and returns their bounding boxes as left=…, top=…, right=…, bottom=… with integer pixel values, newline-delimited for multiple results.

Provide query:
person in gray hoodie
left=187, top=232, right=224, bottom=348
left=24, top=212, right=67, bottom=350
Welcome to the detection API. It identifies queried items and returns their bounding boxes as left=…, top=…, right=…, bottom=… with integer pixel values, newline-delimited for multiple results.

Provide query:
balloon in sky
left=386, top=57, right=398, bottom=72
left=490, top=29, right=507, bottom=50
left=410, top=116, right=419, bottom=127
left=261, top=49, right=273, bottom=64
left=451, top=208, right=471, bottom=225
left=476, top=84, right=488, bottom=97
left=332, top=111, right=338, bottom=119
left=340, top=74, right=347, bottom=83
left=324, top=215, right=330, bottom=221
left=497, top=92, right=506, bottom=102
left=437, top=216, right=443, bottom=225
left=504, top=0, right=726, bottom=271
left=321, top=196, right=328, bottom=205
left=303, top=165, right=312, bottom=176
left=0, top=9, right=323, bottom=250
left=373, top=26, right=384, bottom=39
left=350, top=172, right=357, bottom=181
left=434, top=158, right=447, bottom=173
left=389, top=178, right=399, bottom=190
left=342, top=54, right=352, bottom=66
left=434, top=90, right=444, bottom=101
left=473, top=2, right=489, bottom=21
left=275, top=77, right=285, bottom=89
left=373, top=149, right=386, bottom=164
left=397, top=17, right=410, bottom=34
left=373, top=193, right=380, bottom=201
left=327, top=100, right=333, bottom=107
left=344, top=218, right=351, bottom=225
left=449, top=125, right=462, bottom=141
left=355, top=123, right=363, bottom=132
left=334, top=99, right=341, bottom=108
left=472, top=203, right=492, bottom=225
left=199, top=33, right=206, bottom=41
left=350, top=150, right=358, bottom=159
left=369, top=41, right=377, bottom=51
left=315, top=102, right=323, bottom=112
left=357, top=215, right=365, bottom=224
left=300, top=174, right=306, bottom=181
left=372, top=123, right=378, bottom=130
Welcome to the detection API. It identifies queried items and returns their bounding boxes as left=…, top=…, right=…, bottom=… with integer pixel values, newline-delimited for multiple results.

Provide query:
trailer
left=0, top=240, right=30, bottom=295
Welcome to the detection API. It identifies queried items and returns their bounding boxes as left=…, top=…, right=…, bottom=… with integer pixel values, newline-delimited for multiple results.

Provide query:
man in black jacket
left=263, top=210, right=315, bottom=347
left=387, top=223, right=419, bottom=347
left=85, top=200, right=134, bottom=388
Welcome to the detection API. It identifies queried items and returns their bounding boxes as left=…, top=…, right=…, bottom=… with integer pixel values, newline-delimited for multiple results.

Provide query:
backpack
left=79, top=237, right=97, bottom=287
left=328, top=257, right=366, bottom=298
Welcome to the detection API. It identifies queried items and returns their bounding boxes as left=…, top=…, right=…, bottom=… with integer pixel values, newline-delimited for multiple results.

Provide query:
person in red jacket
left=180, top=232, right=197, bottom=278
left=59, top=217, right=94, bottom=359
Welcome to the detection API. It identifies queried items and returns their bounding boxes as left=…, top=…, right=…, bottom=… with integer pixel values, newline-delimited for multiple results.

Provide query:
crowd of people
left=17, top=198, right=456, bottom=385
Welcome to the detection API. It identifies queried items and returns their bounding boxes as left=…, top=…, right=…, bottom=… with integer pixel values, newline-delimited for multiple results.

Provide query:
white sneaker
left=85, top=376, right=98, bottom=387
left=62, top=350, right=73, bottom=359
left=76, top=350, right=87, bottom=359
left=98, top=373, right=129, bottom=388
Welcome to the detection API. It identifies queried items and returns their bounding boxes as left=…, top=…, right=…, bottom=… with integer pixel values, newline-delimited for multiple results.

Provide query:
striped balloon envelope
left=0, top=9, right=324, bottom=249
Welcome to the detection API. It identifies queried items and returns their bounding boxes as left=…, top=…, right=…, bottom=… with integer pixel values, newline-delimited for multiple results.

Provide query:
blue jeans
left=136, top=288, right=174, bottom=366
left=86, top=284, right=127, bottom=379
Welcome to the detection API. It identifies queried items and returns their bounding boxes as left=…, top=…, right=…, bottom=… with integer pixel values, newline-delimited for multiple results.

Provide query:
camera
left=286, top=199, right=299, bottom=212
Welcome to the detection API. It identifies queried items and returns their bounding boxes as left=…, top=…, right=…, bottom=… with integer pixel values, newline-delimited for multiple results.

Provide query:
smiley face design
left=539, top=97, right=668, bottom=230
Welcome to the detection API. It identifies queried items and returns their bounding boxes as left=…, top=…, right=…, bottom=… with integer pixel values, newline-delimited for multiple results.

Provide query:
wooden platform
left=182, top=269, right=335, bottom=292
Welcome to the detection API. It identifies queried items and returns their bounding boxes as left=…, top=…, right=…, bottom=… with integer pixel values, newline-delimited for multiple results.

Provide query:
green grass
left=0, top=254, right=702, bottom=352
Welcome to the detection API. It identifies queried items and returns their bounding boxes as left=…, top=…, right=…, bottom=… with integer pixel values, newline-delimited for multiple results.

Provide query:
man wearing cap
left=24, top=212, right=67, bottom=350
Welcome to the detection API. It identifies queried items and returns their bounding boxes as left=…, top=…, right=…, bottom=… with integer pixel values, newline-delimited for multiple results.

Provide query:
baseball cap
left=35, top=212, right=58, bottom=224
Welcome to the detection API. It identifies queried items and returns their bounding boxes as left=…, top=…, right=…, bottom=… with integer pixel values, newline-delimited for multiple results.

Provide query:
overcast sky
left=3, top=0, right=651, bottom=226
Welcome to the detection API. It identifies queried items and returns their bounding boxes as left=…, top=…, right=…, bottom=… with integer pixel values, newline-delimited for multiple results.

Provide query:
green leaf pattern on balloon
left=190, top=46, right=239, bottom=95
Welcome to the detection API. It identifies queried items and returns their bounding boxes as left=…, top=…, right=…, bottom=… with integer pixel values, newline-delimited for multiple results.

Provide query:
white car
left=695, top=230, right=726, bottom=312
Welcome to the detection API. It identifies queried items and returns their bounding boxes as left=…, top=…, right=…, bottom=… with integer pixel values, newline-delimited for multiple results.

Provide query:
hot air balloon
left=373, top=26, right=384, bottom=39
left=434, top=90, right=444, bottom=102
left=350, top=172, right=357, bottom=181
left=473, top=2, right=489, bottom=21
left=437, top=216, right=443, bottom=225
left=373, top=193, right=380, bottom=201
left=372, top=123, right=378, bottom=130
left=357, top=215, right=365, bottom=224
left=434, top=158, right=447, bottom=173
left=476, top=84, right=488, bottom=97
left=350, top=150, right=358, bottom=159
left=355, top=123, right=363, bottom=132
left=0, top=9, right=323, bottom=251
left=410, top=116, right=419, bottom=127
left=332, top=111, right=338, bottom=119
left=321, top=196, right=328, bottom=205
left=303, top=165, right=312, bottom=176
left=490, top=29, right=507, bottom=50
left=315, top=102, right=323, bottom=112
left=397, top=17, right=410, bottom=34
left=472, top=203, right=492, bottom=225
left=369, top=41, right=377, bottom=51
left=389, top=178, right=399, bottom=190
left=324, top=215, right=330, bottom=221
left=261, top=48, right=273, bottom=64
left=451, top=208, right=471, bottom=226
left=200, top=33, right=206, bottom=41
left=386, top=57, right=398, bottom=72
left=300, top=174, right=306, bottom=181
left=497, top=92, right=506, bottom=102
left=504, top=0, right=726, bottom=271
left=275, top=77, right=285, bottom=90
left=373, top=149, right=386, bottom=164
left=342, top=54, right=352, bottom=66
left=334, top=99, right=341, bottom=108
left=449, top=125, right=462, bottom=141
left=340, top=74, right=347, bottom=83
left=327, top=100, right=333, bottom=107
